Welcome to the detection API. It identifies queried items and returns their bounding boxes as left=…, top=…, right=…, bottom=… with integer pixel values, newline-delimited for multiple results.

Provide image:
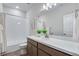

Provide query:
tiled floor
left=2, top=48, right=27, bottom=56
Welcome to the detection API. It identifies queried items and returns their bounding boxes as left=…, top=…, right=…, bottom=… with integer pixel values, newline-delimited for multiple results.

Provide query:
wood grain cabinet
left=27, top=39, right=37, bottom=56
left=38, top=43, right=70, bottom=56
left=38, top=49, right=50, bottom=56
left=27, top=41, right=32, bottom=56
left=27, top=38, right=71, bottom=56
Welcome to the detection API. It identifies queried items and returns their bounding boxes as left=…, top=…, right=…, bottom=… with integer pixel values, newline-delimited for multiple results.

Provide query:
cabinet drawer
left=27, top=38, right=37, bottom=47
left=38, top=49, right=50, bottom=56
left=38, top=43, right=70, bottom=56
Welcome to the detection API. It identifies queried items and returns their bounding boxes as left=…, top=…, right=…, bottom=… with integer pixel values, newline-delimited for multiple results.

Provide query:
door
left=63, top=12, right=75, bottom=37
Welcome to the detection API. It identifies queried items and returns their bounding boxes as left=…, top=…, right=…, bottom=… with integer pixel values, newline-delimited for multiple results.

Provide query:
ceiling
left=3, top=3, right=33, bottom=12
left=3, top=3, right=63, bottom=13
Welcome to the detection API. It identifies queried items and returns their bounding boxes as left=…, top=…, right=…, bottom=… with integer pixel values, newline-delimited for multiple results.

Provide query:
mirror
left=35, top=12, right=76, bottom=40
left=49, top=12, right=75, bottom=37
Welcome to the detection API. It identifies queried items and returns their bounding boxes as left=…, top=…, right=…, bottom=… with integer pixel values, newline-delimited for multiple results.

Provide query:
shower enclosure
left=0, top=12, right=27, bottom=55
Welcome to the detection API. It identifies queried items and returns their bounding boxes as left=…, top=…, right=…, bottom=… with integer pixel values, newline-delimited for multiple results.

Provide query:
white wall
left=0, top=4, right=7, bottom=52
left=0, top=15, right=4, bottom=52
left=3, top=7, right=26, bottom=18
left=26, top=4, right=42, bottom=35
left=0, top=4, right=3, bottom=13
left=76, top=11, right=79, bottom=41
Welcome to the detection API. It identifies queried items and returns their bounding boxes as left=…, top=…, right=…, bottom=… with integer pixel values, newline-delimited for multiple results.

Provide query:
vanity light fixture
left=46, top=3, right=52, bottom=8
left=43, top=4, right=48, bottom=10
left=53, top=3, right=57, bottom=6
left=42, top=3, right=56, bottom=11
left=43, top=4, right=46, bottom=9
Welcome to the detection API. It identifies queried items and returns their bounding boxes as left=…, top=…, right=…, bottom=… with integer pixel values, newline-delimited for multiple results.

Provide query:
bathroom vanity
left=27, top=36, right=79, bottom=56
left=27, top=38, right=70, bottom=56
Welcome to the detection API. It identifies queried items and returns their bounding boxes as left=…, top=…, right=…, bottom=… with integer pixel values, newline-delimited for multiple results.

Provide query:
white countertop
left=27, top=36, right=79, bottom=56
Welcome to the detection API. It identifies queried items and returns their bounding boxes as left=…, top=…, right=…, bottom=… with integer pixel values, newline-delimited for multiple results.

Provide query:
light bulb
left=43, top=4, right=46, bottom=9
left=53, top=3, right=56, bottom=6
left=16, top=6, right=19, bottom=8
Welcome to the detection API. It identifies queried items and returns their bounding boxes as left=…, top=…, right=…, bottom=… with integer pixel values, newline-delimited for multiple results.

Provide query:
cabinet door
left=32, top=45, right=37, bottom=56
left=27, top=41, right=37, bottom=56
left=38, top=49, right=50, bottom=56
left=27, top=42, right=33, bottom=56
